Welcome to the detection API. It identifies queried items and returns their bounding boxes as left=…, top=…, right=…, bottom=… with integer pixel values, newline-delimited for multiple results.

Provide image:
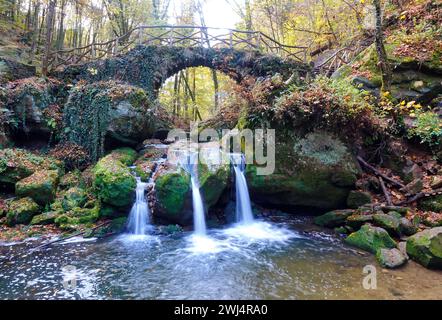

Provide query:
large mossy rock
left=345, top=224, right=397, bottom=254
left=6, top=197, right=40, bottom=226
left=199, top=163, right=230, bottom=208
left=154, top=171, right=191, bottom=224
left=15, top=170, right=60, bottom=205
left=153, top=143, right=230, bottom=225
left=1, top=77, right=60, bottom=136
left=62, top=81, right=170, bottom=161
left=246, top=131, right=360, bottom=211
left=418, top=195, right=442, bottom=213
left=314, top=209, right=354, bottom=228
left=93, top=151, right=136, bottom=208
left=406, top=227, right=442, bottom=269
left=0, top=148, right=62, bottom=185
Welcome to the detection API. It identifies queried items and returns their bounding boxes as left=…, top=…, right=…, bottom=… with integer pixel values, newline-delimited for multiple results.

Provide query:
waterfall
left=179, top=151, right=207, bottom=235
left=231, top=153, right=254, bottom=224
left=127, top=177, right=150, bottom=235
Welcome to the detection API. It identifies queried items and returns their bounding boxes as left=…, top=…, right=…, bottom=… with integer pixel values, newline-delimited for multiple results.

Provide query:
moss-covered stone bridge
left=57, top=45, right=310, bottom=98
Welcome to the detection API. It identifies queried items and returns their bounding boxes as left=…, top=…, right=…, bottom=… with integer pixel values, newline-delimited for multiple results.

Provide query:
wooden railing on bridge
left=47, top=25, right=309, bottom=71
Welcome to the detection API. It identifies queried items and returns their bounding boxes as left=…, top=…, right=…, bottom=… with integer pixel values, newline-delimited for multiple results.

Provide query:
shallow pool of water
left=0, top=217, right=441, bottom=299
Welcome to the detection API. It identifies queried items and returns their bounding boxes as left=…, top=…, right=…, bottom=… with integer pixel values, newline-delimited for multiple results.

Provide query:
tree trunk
left=373, top=0, right=392, bottom=92
left=42, top=0, right=56, bottom=76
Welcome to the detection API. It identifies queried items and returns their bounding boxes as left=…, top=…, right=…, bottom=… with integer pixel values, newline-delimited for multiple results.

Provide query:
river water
left=0, top=217, right=441, bottom=300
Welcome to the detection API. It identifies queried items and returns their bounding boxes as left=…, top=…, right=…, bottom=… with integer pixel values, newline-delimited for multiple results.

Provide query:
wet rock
left=6, top=197, right=40, bottom=226
left=376, top=248, right=407, bottom=269
left=406, top=227, right=442, bottom=269
left=154, top=171, right=191, bottom=225
left=345, top=224, right=397, bottom=254
left=15, top=170, right=60, bottom=205
left=347, top=191, right=372, bottom=209
left=314, top=209, right=354, bottom=228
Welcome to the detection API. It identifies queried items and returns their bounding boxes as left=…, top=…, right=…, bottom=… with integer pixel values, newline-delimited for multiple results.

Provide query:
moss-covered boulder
left=0, top=148, right=62, bottom=185
left=346, top=214, right=373, bottom=229
left=314, top=209, right=354, bottom=228
left=61, top=187, right=87, bottom=211
left=55, top=202, right=100, bottom=230
left=399, top=217, right=418, bottom=236
left=154, top=171, right=191, bottom=224
left=376, top=248, right=407, bottom=269
left=199, top=163, right=230, bottom=208
left=345, top=224, right=397, bottom=254
left=6, top=197, right=40, bottom=226
left=346, top=191, right=372, bottom=209
left=15, top=170, right=59, bottom=205
left=418, top=195, right=442, bottom=213
left=373, top=213, right=401, bottom=236
left=30, top=211, right=59, bottom=225
left=246, top=131, right=360, bottom=211
left=93, top=154, right=136, bottom=208
left=62, top=81, right=166, bottom=161
left=406, top=227, right=442, bottom=269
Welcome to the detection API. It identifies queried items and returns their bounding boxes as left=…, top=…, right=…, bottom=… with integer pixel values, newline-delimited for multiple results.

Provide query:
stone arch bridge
left=53, top=26, right=311, bottom=97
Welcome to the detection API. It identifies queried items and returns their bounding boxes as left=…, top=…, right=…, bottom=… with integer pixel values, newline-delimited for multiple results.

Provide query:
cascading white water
left=231, top=153, right=254, bottom=224
left=179, top=151, right=207, bottom=235
left=127, top=177, right=150, bottom=235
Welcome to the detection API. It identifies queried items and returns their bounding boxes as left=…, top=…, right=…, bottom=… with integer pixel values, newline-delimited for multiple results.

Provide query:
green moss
left=345, top=224, right=397, bottom=254
left=109, top=147, right=138, bottom=166
left=61, top=187, right=87, bottom=211
left=346, top=191, right=372, bottom=209
left=93, top=154, right=136, bottom=207
left=6, top=197, right=40, bottom=226
left=55, top=201, right=100, bottom=229
left=155, top=171, right=190, bottom=217
left=198, top=163, right=229, bottom=208
left=406, top=227, right=442, bottom=269
left=418, top=195, right=442, bottom=213
left=346, top=214, right=373, bottom=229
left=373, top=213, right=401, bottom=236
left=0, top=148, right=62, bottom=185
left=314, top=209, right=354, bottom=228
left=30, top=211, right=59, bottom=225
left=15, top=170, right=59, bottom=205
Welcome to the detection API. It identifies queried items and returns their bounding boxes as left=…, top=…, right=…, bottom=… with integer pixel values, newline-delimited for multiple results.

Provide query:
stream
left=1, top=217, right=441, bottom=300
